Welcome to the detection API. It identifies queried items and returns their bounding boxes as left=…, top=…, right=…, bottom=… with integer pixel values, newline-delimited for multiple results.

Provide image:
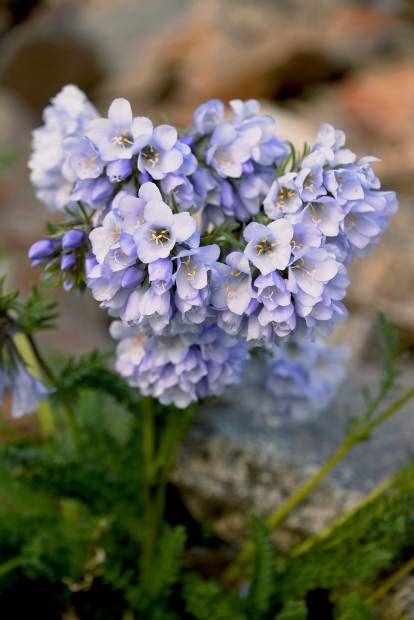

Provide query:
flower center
left=277, top=187, right=294, bottom=205
left=182, top=257, right=197, bottom=281
left=141, top=145, right=160, bottom=166
left=256, top=238, right=276, bottom=255
left=291, top=258, right=315, bottom=273
left=112, top=226, right=121, bottom=242
left=133, top=334, right=146, bottom=347
left=150, top=228, right=170, bottom=245
left=304, top=172, right=314, bottom=189
left=290, top=237, right=304, bottom=250
left=346, top=215, right=356, bottom=229
left=112, top=129, right=134, bottom=148
left=85, top=148, right=97, bottom=168
left=310, top=203, right=327, bottom=223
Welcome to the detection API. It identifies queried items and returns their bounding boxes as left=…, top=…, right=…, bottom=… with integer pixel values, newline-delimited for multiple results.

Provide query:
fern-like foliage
left=275, top=463, right=414, bottom=606
left=183, top=574, right=247, bottom=620
left=246, top=515, right=274, bottom=618
left=55, top=351, right=141, bottom=413
left=274, top=600, right=307, bottom=620
left=334, top=592, right=375, bottom=620
left=127, top=525, right=187, bottom=618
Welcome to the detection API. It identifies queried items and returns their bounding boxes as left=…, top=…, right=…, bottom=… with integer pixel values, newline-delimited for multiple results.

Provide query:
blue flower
left=295, top=165, right=325, bottom=202
left=29, top=84, right=98, bottom=211
left=111, top=319, right=249, bottom=408
left=212, top=252, right=255, bottom=316
left=206, top=121, right=262, bottom=178
left=323, top=168, right=364, bottom=203
left=71, top=176, right=113, bottom=206
left=85, top=255, right=143, bottom=315
left=304, top=197, right=346, bottom=237
left=106, top=159, right=133, bottom=183
left=288, top=247, right=340, bottom=317
left=137, top=125, right=186, bottom=180
left=303, top=123, right=356, bottom=168
left=264, top=173, right=302, bottom=220
left=7, top=362, right=49, bottom=418
left=341, top=190, right=398, bottom=257
left=254, top=271, right=296, bottom=337
left=28, top=239, right=59, bottom=263
left=290, top=218, right=322, bottom=258
left=265, top=338, right=347, bottom=420
left=86, top=98, right=153, bottom=161
left=174, top=245, right=220, bottom=323
left=244, top=219, right=293, bottom=275
left=193, top=99, right=225, bottom=135
left=134, top=200, right=196, bottom=263
left=64, top=136, right=104, bottom=179
left=161, top=174, right=195, bottom=210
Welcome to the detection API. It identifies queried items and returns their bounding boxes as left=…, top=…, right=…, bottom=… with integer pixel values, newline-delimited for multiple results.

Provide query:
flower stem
left=226, top=387, right=414, bottom=581
left=290, top=476, right=393, bottom=558
left=140, top=396, right=156, bottom=581
left=26, top=333, right=56, bottom=384
left=0, top=555, right=22, bottom=578
left=25, top=333, right=81, bottom=452
left=367, top=555, right=414, bottom=605
left=267, top=387, right=414, bottom=531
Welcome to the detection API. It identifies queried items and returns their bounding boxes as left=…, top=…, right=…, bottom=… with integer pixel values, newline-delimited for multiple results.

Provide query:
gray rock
left=174, top=314, right=414, bottom=543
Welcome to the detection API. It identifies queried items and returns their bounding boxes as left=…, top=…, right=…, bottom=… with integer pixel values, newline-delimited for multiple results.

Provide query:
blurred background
left=1, top=0, right=414, bottom=551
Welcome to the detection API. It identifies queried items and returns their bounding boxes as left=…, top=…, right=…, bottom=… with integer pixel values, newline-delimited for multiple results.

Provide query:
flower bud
left=106, top=159, right=133, bottom=183
left=62, top=229, right=85, bottom=250
left=60, top=252, right=76, bottom=271
left=121, top=266, right=144, bottom=289
left=28, top=239, right=59, bottom=260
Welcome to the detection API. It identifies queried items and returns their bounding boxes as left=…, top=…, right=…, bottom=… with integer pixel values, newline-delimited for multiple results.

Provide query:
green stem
left=268, top=387, right=414, bottom=531
left=367, top=555, right=414, bottom=605
left=26, top=333, right=56, bottom=383
left=142, top=397, right=155, bottom=484
left=140, top=396, right=156, bottom=580
left=290, top=477, right=393, bottom=558
left=0, top=555, right=22, bottom=578
left=25, top=334, right=81, bottom=452
left=226, top=387, right=414, bottom=581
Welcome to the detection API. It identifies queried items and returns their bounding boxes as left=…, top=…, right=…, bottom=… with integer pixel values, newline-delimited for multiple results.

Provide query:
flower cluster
left=28, top=85, right=398, bottom=408
left=111, top=318, right=249, bottom=408
left=265, top=338, right=348, bottom=421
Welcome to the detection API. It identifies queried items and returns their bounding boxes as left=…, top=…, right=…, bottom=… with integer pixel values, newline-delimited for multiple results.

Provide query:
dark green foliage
left=56, top=351, right=141, bottom=412
left=274, top=464, right=414, bottom=605
left=127, top=526, right=187, bottom=618
left=15, top=285, right=58, bottom=334
left=0, top=278, right=57, bottom=335
left=1, top=291, right=414, bottom=618
left=334, top=593, right=375, bottom=620
left=0, top=466, right=99, bottom=586
left=246, top=515, right=274, bottom=618
left=274, top=601, right=307, bottom=620
left=183, top=574, right=247, bottom=620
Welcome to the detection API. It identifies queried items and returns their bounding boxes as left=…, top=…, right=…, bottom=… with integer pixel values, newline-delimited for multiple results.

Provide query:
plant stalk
left=226, top=387, right=414, bottom=581
left=140, top=396, right=157, bottom=581
left=367, top=555, right=414, bottom=605
left=25, top=333, right=81, bottom=451
left=267, top=387, right=414, bottom=531
left=0, top=555, right=22, bottom=578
